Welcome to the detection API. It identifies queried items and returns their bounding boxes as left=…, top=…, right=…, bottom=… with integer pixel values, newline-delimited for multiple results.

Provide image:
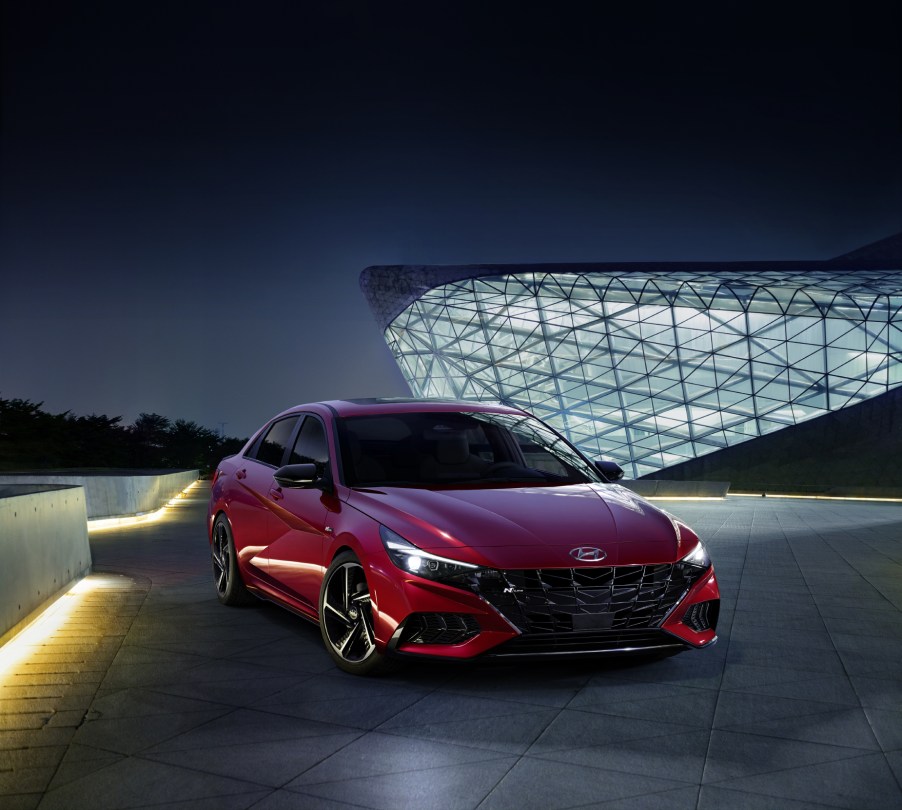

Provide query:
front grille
left=397, top=612, right=480, bottom=645
left=474, top=563, right=706, bottom=635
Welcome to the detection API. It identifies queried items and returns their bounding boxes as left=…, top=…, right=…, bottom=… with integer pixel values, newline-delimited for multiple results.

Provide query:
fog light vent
left=682, top=600, right=719, bottom=632
left=399, top=613, right=480, bottom=645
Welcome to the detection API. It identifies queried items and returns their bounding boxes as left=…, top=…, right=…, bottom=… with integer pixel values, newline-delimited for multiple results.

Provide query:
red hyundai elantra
left=208, top=399, right=719, bottom=675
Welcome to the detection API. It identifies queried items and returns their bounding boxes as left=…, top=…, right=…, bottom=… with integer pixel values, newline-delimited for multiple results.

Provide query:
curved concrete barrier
left=622, top=479, right=731, bottom=498
left=0, top=485, right=92, bottom=640
left=0, top=471, right=199, bottom=641
left=0, top=470, right=199, bottom=519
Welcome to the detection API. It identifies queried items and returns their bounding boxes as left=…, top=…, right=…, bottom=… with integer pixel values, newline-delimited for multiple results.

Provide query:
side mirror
left=273, top=463, right=318, bottom=488
left=594, top=460, right=624, bottom=482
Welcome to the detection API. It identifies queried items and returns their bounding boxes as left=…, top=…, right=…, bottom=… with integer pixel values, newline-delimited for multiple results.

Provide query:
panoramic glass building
left=361, top=237, right=902, bottom=477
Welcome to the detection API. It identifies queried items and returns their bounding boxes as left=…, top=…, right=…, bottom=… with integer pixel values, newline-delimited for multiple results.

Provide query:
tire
left=319, top=551, right=394, bottom=676
left=211, top=514, right=255, bottom=606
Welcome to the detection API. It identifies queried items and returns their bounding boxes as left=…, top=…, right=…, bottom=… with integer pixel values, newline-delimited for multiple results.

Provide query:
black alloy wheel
left=211, top=515, right=254, bottom=606
left=319, top=551, right=393, bottom=675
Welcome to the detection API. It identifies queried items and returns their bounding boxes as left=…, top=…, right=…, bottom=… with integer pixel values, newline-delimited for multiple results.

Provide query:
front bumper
left=373, top=560, right=720, bottom=660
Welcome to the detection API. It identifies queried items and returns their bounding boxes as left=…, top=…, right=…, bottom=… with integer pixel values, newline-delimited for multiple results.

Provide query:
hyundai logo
left=570, top=546, right=607, bottom=562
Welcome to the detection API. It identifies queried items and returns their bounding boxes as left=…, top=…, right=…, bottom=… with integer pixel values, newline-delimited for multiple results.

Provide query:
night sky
left=2, top=2, right=900, bottom=439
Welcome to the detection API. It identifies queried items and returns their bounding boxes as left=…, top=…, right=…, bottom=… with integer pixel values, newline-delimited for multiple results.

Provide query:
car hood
left=346, top=483, right=695, bottom=567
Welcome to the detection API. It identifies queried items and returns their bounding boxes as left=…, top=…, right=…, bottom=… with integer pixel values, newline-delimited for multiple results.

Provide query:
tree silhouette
left=0, top=396, right=246, bottom=472
left=164, top=419, right=221, bottom=469
left=131, top=413, right=172, bottom=467
left=0, top=398, right=68, bottom=469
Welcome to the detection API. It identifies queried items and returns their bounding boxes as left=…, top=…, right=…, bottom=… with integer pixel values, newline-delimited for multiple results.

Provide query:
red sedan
left=208, top=399, right=719, bottom=675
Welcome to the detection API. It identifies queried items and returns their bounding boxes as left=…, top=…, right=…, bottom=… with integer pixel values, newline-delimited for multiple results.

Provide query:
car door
left=227, top=415, right=301, bottom=570
left=261, top=413, right=339, bottom=611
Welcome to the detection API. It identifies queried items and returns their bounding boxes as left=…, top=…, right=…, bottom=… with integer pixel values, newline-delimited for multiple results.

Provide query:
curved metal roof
left=360, top=233, right=902, bottom=331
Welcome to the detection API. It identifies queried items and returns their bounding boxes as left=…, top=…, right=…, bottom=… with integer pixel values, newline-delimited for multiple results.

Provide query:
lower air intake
left=682, top=600, right=719, bottom=632
left=487, top=628, right=685, bottom=657
left=398, top=613, right=480, bottom=645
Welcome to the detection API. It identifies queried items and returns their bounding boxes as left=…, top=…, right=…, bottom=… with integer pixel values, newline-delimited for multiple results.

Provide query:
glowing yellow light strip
left=87, top=480, right=202, bottom=532
left=731, top=492, right=902, bottom=503
left=645, top=496, right=727, bottom=501
left=644, top=492, right=902, bottom=503
left=0, top=577, right=99, bottom=682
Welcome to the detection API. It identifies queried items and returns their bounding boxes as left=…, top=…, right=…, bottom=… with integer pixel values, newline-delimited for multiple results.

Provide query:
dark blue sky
left=2, top=2, right=900, bottom=438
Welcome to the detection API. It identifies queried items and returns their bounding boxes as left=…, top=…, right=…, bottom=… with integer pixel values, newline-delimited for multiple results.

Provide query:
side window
left=289, top=416, right=330, bottom=468
left=249, top=417, right=299, bottom=467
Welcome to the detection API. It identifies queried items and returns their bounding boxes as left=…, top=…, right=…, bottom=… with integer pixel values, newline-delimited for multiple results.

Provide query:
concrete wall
left=0, top=485, right=92, bottom=640
left=621, top=479, right=731, bottom=498
left=0, top=470, right=199, bottom=519
left=639, top=385, right=902, bottom=497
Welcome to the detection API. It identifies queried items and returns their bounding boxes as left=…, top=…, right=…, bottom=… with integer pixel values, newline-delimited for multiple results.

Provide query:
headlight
left=379, top=525, right=480, bottom=581
left=681, top=541, right=711, bottom=570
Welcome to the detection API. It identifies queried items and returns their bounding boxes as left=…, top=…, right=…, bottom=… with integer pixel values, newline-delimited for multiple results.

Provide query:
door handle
left=269, top=487, right=284, bottom=501
left=236, top=469, right=247, bottom=480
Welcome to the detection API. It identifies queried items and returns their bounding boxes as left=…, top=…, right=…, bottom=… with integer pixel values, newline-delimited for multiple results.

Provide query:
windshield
left=336, top=411, right=603, bottom=487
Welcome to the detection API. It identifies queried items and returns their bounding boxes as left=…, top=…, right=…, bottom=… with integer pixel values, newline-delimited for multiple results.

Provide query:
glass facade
left=366, top=268, right=902, bottom=478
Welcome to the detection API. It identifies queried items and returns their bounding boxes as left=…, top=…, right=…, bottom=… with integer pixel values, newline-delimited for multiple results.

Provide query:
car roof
left=297, top=398, right=528, bottom=418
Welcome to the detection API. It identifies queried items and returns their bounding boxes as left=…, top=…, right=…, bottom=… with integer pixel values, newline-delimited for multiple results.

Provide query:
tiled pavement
left=2, top=485, right=901, bottom=809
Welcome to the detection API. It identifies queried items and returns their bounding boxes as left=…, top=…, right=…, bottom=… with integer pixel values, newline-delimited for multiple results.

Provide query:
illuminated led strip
left=731, top=492, right=902, bottom=503
left=643, top=493, right=901, bottom=502
left=87, top=480, right=203, bottom=532
left=644, top=496, right=727, bottom=502
left=0, top=577, right=99, bottom=681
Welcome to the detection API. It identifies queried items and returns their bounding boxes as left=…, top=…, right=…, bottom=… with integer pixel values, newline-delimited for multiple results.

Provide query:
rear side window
left=248, top=417, right=299, bottom=467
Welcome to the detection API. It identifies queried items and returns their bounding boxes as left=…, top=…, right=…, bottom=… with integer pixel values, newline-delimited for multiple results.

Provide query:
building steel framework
left=362, top=251, right=901, bottom=478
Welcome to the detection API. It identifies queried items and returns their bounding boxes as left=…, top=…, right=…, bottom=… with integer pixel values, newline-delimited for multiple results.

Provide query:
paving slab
left=0, top=487, right=900, bottom=808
